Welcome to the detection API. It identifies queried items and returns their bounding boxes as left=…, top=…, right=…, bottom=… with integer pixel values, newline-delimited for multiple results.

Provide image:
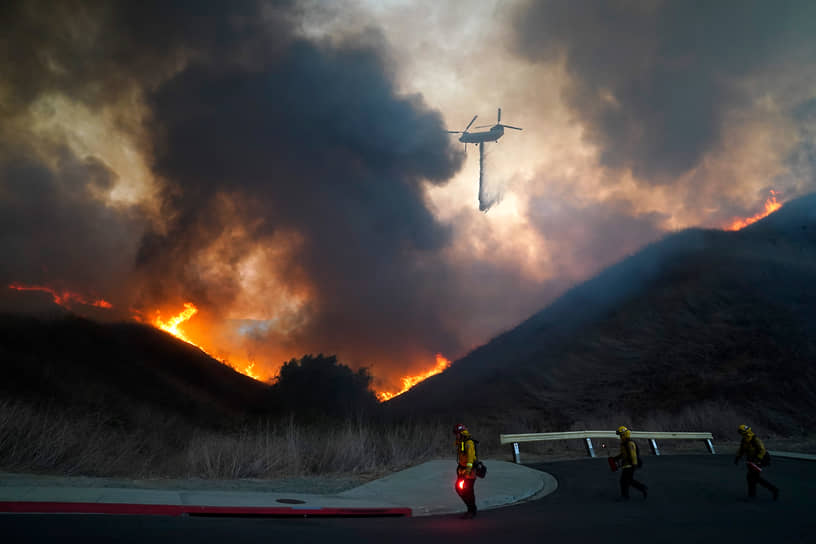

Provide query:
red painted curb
left=0, top=502, right=411, bottom=517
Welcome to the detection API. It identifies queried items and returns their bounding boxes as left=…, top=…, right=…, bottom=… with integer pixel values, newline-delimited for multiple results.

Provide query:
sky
left=1, top=0, right=815, bottom=393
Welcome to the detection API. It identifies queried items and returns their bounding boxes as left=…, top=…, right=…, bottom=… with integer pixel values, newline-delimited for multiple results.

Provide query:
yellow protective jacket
left=616, top=439, right=638, bottom=469
left=736, top=431, right=768, bottom=463
left=456, top=430, right=477, bottom=479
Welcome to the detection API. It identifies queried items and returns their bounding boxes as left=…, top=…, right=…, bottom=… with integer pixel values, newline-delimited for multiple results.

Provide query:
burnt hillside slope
left=388, top=193, right=816, bottom=435
left=0, top=315, right=273, bottom=428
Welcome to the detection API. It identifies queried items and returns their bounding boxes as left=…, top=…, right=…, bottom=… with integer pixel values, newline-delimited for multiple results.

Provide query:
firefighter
left=453, top=423, right=478, bottom=518
left=614, top=426, right=648, bottom=500
left=734, top=424, right=779, bottom=500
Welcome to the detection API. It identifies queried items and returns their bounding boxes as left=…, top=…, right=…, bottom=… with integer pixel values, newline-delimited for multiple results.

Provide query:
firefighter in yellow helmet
left=453, top=423, right=478, bottom=518
left=613, top=426, right=648, bottom=500
left=734, top=424, right=779, bottom=500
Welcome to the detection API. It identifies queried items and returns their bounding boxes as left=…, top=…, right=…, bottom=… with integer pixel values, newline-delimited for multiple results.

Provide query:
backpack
left=634, top=441, right=643, bottom=469
left=470, top=438, right=487, bottom=478
left=750, top=436, right=771, bottom=467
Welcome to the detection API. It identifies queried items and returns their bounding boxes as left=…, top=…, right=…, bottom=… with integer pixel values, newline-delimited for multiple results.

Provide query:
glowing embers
left=7, top=283, right=112, bottom=309
left=377, top=353, right=452, bottom=402
left=725, top=190, right=782, bottom=231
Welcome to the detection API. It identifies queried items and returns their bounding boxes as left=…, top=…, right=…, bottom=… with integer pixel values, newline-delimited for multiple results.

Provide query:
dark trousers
left=455, top=477, right=477, bottom=513
left=620, top=467, right=646, bottom=498
left=747, top=468, right=778, bottom=497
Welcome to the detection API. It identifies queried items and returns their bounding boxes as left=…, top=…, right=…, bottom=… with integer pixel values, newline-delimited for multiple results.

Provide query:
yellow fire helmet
left=616, top=426, right=631, bottom=440
left=738, top=424, right=752, bottom=435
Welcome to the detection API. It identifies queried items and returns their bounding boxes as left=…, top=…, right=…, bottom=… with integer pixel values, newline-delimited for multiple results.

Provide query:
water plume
left=478, top=142, right=501, bottom=212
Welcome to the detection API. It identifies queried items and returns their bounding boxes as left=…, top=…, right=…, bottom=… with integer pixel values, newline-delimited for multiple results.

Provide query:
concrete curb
left=0, top=459, right=557, bottom=518
left=340, top=459, right=557, bottom=516
left=0, top=501, right=410, bottom=517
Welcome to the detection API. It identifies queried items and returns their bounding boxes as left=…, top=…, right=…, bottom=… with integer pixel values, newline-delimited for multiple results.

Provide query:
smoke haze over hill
left=2, top=1, right=816, bottom=392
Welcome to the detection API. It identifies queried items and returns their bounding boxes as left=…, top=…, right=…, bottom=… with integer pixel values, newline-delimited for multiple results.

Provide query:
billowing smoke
left=0, top=0, right=470, bottom=388
left=4, top=0, right=816, bottom=393
left=511, top=0, right=816, bottom=183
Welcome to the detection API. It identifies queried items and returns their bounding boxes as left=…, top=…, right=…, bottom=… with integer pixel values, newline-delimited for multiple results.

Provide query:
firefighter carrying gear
left=614, top=426, right=647, bottom=500
left=616, top=435, right=638, bottom=469
left=454, top=425, right=478, bottom=517
left=734, top=425, right=779, bottom=500
left=456, top=428, right=477, bottom=478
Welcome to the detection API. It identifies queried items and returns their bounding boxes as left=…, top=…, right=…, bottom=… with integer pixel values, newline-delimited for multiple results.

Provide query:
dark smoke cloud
left=511, top=0, right=816, bottom=181
left=0, top=144, right=145, bottom=310
left=0, top=0, right=294, bottom=111
left=141, top=25, right=463, bottom=368
left=0, top=0, right=467, bottom=381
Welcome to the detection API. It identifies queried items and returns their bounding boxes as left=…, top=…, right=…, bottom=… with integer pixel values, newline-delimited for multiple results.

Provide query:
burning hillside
left=725, top=191, right=783, bottom=231
left=376, top=354, right=452, bottom=402
left=5, top=282, right=452, bottom=398
left=8, top=283, right=112, bottom=310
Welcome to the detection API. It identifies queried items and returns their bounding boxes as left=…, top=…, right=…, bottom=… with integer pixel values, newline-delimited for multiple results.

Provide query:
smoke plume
left=0, top=0, right=468, bottom=388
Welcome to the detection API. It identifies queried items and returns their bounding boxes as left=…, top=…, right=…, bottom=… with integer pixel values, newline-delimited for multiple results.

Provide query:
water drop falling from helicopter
left=446, top=108, right=522, bottom=212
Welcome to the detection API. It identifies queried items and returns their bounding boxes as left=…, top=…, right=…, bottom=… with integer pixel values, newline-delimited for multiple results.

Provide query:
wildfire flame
left=7, top=283, right=113, bottom=309
left=148, top=302, right=261, bottom=381
left=725, top=190, right=782, bottom=231
left=376, top=353, right=452, bottom=402
left=153, top=302, right=199, bottom=347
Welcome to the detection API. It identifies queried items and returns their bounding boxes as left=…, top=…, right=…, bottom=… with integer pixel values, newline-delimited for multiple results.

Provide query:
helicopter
left=446, top=108, right=522, bottom=150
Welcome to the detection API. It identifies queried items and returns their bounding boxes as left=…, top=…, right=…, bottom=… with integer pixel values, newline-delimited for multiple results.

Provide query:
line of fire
left=5, top=190, right=784, bottom=401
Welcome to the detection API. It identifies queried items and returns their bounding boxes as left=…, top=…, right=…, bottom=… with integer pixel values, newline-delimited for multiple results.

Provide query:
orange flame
left=152, top=302, right=199, bottom=347
left=725, top=190, right=782, bottom=231
left=376, top=353, right=452, bottom=402
left=7, top=283, right=113, bottom=309
left=147, top=302, right=261, bottom=381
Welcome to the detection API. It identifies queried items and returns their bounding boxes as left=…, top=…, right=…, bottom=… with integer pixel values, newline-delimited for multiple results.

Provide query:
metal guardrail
left=768, top=450, right=816, bottom=462
left=500, top=430, right=716, bottom=463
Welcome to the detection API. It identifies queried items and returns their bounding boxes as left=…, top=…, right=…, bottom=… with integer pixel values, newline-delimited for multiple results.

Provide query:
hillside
left=387, top=193, right=816, bottom=437
left=0, top=314, right=273, bottom=428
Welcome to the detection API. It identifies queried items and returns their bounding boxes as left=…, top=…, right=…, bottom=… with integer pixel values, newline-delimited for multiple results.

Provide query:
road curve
left=2, top=455, right=815, bottom=543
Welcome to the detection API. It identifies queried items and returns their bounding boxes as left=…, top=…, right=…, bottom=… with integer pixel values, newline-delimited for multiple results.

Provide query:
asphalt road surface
left=3, top=455, right=814, bottom=543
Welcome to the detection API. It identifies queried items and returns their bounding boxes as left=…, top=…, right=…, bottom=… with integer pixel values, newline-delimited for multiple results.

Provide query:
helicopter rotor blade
left=446, top=130, right=463, bottom=134
left=502, top=124, right=523, bottom=131
left=474, top=124, right=493, bottom=128
left=464, top=115, right=478, bottom=132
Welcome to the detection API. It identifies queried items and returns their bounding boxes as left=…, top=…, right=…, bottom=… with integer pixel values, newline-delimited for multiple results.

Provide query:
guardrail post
left=584, top=438, right=596, bottom=458
left=512, top=442, right=521, bottom=464
left=649, top=439, right=660, bottom=456
left=705, top=439, right=716, bottom=454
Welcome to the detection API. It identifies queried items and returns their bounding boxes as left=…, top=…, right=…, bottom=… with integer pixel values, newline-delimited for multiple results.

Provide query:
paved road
left=3, top=455, right=814, bottom=543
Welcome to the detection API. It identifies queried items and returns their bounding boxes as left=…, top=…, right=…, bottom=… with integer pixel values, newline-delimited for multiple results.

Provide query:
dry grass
left=0, top=400, right=452, bottom=479
left=184, top=417, right=452, bottom=479
left=2, top=398, right=814, bottom=480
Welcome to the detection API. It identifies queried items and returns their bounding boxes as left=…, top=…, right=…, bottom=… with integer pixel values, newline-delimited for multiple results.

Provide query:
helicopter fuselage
left=458, top=125, right=504, bottom=144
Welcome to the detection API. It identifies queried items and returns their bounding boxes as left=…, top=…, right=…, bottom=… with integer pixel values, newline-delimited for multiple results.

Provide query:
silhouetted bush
left=270, top=354, right=380, bottom=421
